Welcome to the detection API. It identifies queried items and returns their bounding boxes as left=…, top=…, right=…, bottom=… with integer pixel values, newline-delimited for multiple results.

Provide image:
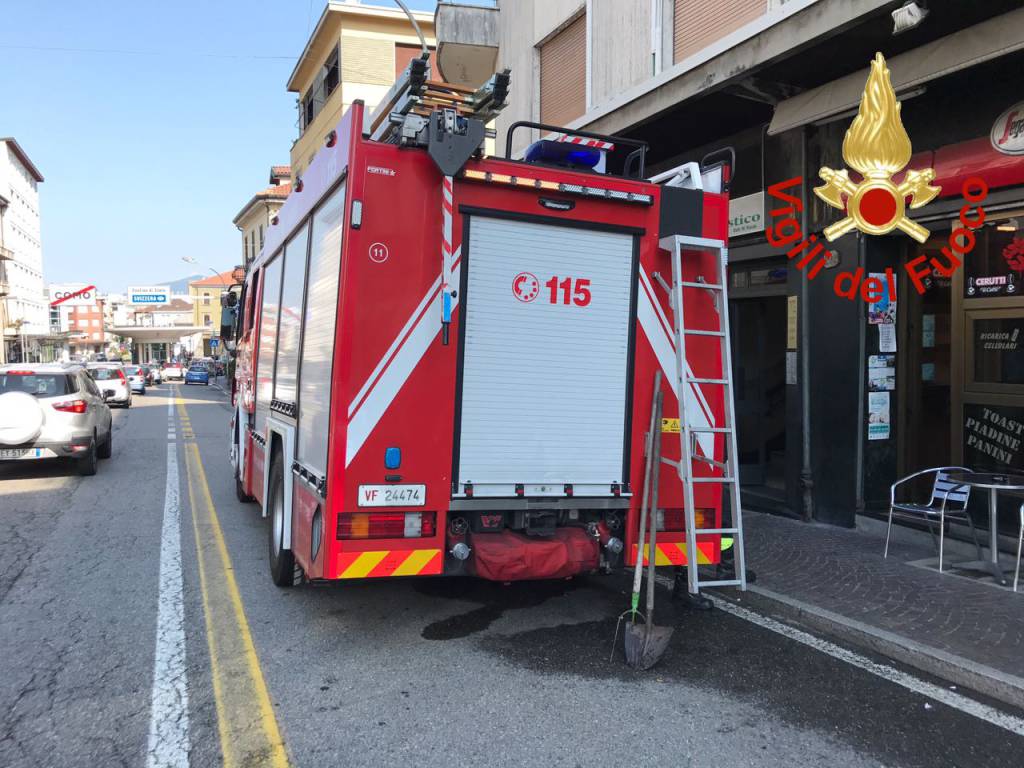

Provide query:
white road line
left=146, top=397, right=190, bottom=767
left=713, top=595, right=1024, bottom=736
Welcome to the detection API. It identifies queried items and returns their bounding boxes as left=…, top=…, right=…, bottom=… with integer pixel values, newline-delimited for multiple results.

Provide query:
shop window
left=972, top=316, right=1024, bottom=386
left=964, top=220, right=1024, bottom=298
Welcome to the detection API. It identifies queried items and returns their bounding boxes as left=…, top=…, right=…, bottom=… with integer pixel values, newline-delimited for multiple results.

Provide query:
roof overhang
left=0, top=137, right=44, bottom=182
left=767, top=6, right=1024, bottom=135
left=107, top=326, right=207, bottom=342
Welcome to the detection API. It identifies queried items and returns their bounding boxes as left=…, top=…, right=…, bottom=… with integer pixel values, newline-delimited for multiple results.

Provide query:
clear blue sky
left=2, top=0, right=438, bottom=292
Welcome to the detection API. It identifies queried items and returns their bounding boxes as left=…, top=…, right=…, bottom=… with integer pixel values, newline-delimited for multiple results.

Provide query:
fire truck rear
left=227, top=51, right=737, bottom=590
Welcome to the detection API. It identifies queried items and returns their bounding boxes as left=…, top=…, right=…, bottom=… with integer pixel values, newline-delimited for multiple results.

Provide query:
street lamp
left=181, top=255, right=229, bottom=285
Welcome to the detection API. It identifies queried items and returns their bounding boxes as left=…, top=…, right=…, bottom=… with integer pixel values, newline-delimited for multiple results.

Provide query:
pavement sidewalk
left=718, top=511, right=1024, bottom=710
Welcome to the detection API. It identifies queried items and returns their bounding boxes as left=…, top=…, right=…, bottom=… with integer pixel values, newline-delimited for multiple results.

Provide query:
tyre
left=77, top=436, right=98, bottom=476
left=97, top=428, right=112, bottom=459
left=235, top=472, right=254, bottom=503
left=268, top=454, right=301, bottom=587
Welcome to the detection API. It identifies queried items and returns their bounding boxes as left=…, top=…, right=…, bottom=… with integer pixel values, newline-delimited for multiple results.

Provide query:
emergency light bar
left=461, top=168, right=653, bottom=205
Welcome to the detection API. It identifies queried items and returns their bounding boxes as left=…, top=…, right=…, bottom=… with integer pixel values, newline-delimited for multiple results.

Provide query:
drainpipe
left=799, top=130, right=814, bottom=522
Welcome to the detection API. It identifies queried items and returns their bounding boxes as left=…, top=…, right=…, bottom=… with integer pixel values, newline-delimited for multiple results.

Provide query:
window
left=204, top=315, right=212, bottom=326
left=0, top=373, right=74, bottom=396
left=300, top=45, right=340, bottom=133
left=259, top=224, right=264, bottom=250
left=673, top=0, right=764, bottom=64
left=203, top=297, right=210, bottom=305
left=539, top=14, right=586, bottom=126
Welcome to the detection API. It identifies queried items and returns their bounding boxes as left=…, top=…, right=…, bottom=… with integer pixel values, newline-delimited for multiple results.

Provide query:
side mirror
left=220, top=306, right=237, bottom=343
left=220, top=291, right=239, bottom=309
left=102, top=389, right=115, bottom=401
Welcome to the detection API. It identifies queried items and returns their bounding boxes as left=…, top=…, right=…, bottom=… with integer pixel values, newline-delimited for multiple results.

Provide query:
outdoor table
left=947, top=471, right=1024, bottom=586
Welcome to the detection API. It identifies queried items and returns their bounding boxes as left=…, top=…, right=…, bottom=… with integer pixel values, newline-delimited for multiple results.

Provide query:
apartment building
left=496, top=0, right=1024, bottom=533
left=189, top=270, right=235, bottom=355
left=0, top=138, right=45, bottom=363
left=234, top=166, right=291, bottom=269
left=287, top=1, right=437, bottom=179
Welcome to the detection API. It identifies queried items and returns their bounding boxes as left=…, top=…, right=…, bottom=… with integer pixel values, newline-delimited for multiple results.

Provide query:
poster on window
left=963, top=403, right=1024, bottom=472
left=868, top=354, right=896, bottom=391
left=867, top=391, right=890, bottom=440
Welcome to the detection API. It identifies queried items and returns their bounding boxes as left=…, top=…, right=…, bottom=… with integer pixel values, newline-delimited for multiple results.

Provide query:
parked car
left=184, top=364, right=210, bottom=386
left=163, top=362, right=184, bottom=381
left=0, top=364, right=114, bottom=475
left=123, top=365, right=147, bottom=395
left=147, top=362, right=163, bottom=384
left=86, top=364, right=132, bottom=408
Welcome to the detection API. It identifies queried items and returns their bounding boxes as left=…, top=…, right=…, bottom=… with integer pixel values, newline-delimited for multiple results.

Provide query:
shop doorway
left=729, top=295, right=787, bottom=495
left=899, top=233, right=953, bottom=482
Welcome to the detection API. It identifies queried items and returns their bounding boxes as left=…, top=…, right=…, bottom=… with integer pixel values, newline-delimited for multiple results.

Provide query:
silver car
left=0, top=364, right=114, bottom=475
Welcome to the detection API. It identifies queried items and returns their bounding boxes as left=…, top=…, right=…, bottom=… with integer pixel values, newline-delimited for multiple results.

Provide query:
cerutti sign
left=128, top=285, right=170, bottom=305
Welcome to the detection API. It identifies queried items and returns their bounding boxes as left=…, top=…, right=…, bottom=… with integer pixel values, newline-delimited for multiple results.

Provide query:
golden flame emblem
left=815, top=52, right=940, bottom=242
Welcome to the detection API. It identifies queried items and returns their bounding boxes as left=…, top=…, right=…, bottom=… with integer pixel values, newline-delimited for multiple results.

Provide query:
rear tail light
left=53, top=399, right=88, bottom=414
left=656, top=507, right=712, bottom=532
left=118, top=370, right=127, bottom=382
left=7, top=370, right=35, bottom=375
left=337, top=512, right=437, bottom=540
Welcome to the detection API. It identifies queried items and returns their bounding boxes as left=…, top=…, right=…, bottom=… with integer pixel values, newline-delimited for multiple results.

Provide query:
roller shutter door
left=456, top=216, right=636, bottom=498
left=539, top=14, right=586, bottom=126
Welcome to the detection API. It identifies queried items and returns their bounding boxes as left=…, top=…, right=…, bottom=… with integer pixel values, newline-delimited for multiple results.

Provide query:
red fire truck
left=227, top=58, right=743, bottom=593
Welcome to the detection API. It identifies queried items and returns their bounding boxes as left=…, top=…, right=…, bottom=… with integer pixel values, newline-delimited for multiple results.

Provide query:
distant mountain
left=160, top=274, right=204, bottom=294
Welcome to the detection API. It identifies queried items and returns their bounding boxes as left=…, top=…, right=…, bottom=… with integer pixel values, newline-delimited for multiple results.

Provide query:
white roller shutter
left=457, top=216, right=636, bottom=498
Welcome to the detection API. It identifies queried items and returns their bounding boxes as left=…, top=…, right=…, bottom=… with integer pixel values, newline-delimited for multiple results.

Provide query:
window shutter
left=539, top=14, right=586, bottom=126
left=673, top=0, right=764, bottom=64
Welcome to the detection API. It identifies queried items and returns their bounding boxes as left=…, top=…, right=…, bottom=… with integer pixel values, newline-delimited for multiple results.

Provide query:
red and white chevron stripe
left=441, top=175, right=454, bottom=292
left=556, top=135, right=616, bottom=151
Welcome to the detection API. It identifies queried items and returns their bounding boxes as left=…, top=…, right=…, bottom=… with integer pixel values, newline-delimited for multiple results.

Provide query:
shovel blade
left=624, top=622, right=674, bottom=670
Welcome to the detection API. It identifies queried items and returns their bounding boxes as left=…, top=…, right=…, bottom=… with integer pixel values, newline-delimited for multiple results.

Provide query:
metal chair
left=1014, top=503, right=1023, bottom=593
left=885, top=466, right=981, bottom=572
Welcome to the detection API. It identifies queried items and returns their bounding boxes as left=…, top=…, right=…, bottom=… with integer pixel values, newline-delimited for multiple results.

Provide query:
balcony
left=0, top=245, right=12, bottom=261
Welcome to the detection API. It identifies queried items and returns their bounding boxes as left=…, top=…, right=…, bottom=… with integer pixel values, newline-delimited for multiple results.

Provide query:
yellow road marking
left=179, top=398, right=289, bottom=767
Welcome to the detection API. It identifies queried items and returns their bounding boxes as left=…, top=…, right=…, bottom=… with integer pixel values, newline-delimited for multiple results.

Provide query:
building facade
left=287, top=1, right=437, bottom=180
left=495, top=0, right=1024, bottom=535
left=189, top=270, right=235, bottom=355
left=0, top=138, right=46, bottom=363
left=234, top=166, right=291, bottom=269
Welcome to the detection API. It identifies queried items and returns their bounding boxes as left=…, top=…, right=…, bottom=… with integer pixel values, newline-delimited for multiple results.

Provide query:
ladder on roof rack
left=365, top=56, right=511, bottom=145
left=657, top=234, right=747, bottom=595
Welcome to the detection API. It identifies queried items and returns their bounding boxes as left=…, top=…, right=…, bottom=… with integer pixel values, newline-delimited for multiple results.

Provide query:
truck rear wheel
left=268, top=454, right=301, bottom=587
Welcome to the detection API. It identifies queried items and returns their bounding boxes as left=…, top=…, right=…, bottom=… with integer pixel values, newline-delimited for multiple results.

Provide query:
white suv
left=0, top=364, right=114, bottom=475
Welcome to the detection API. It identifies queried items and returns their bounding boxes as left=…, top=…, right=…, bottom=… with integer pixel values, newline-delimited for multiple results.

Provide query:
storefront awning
left=767, top=7, right=1024, bottom=136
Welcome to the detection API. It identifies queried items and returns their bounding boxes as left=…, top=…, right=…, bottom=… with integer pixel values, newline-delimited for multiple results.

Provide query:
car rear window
left=124, top=366, right=140, bottom=374
left=90, top=368, right=122, bottom=381
left=189, top=366, right=206, bottom=372
left=0, top=373, right=75, bottom=397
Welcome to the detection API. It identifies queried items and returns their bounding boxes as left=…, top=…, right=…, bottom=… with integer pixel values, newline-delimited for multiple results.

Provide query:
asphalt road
left=2, top=380, right=1023, bottom=767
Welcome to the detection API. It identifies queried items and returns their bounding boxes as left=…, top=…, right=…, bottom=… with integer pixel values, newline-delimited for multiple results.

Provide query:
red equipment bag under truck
left=227, top=58, right=740, bottom=591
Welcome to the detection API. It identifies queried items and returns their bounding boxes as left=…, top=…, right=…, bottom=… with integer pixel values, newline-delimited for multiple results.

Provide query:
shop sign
left=991, top=102, right=1024, bottom=156
left=966, top=273, right=1018, bottom=298
left=964, top=403, right=1024, bottom=472
left=729, top=192, right=763, bottom=238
